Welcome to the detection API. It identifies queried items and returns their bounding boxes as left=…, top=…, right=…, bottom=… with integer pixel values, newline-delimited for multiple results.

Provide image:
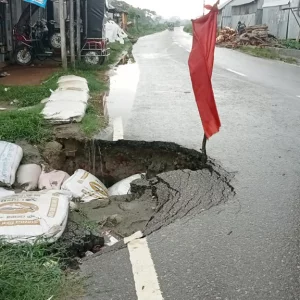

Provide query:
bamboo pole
left=59, top=0, right=67, bottom=69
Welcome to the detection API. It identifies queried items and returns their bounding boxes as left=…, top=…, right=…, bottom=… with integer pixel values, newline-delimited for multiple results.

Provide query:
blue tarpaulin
left=23, top=0, right=47, bottom=9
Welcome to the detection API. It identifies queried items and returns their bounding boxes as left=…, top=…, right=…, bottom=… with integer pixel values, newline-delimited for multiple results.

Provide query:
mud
left=1, top=63, right=59, bottom=86
left=36, top=138, right=234, bottom=244
left=48, top=139, right=208, bottom=186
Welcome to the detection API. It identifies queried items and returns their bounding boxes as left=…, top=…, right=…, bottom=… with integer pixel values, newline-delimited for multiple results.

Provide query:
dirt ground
left=0, top=61, right=60, bottom=86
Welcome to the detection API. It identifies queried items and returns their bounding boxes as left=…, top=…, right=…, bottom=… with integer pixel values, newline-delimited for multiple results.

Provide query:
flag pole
left=201, top=134, right=207, bottom=163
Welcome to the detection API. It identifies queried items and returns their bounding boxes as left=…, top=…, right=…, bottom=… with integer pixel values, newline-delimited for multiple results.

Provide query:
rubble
left=217, top=25, right=279, bottom=48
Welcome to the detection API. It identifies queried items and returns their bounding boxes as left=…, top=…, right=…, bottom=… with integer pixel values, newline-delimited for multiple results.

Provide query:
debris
left=70, top=201, right=79, bottom=211
left=62, top=169, right=109, bottom=202
left=58, top=217, right=105, bottom=257
left=124, top=230, right=143, bottom=244
left=16, top=164, right=42, bottom=191
left=107, top=214, right=123, bottom=226
left=42, top=141, right=65, bottom=170
left=0, top=190, right=71, bottom=244
left=85, top=251, right=94, bottom=257
left=0, top=141, right=23, bottom=187
left=103, top=230, right=120, bottom=246
left=108, top=174, right=145, bottom=196
left=216, top=25, right=279, bottom=48
left=91, top=198, right=111, bottom=209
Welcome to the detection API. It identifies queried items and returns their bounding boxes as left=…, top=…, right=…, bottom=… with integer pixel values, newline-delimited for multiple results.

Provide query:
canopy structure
left=86, top=0, right=106, bottom=38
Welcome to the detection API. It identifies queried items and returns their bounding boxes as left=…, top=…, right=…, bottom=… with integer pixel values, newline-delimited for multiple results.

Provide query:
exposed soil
left=0, top=62, right=60, bottom=86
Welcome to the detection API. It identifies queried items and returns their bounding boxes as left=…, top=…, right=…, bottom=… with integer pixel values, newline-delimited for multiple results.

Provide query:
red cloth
left=188, top=5, right=221, bottom=139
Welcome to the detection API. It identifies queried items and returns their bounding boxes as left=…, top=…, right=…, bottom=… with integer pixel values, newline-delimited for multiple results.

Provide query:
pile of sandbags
left=216, top=25, right=278, bottom=48
left=0, top=190, right=71, bottom=244
left=42, top=75, right=89, bottom=124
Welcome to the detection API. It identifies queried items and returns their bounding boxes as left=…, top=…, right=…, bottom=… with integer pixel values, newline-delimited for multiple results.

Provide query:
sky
left=123, top=0, right=217, bottom=19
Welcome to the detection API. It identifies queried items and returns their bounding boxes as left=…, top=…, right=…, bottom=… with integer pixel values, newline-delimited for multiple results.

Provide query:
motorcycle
left=13, top=18, right=56, bottom=65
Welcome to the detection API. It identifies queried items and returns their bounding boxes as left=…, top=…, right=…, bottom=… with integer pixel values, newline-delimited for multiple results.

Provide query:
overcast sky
left=123, top=0, right=218, bottom=19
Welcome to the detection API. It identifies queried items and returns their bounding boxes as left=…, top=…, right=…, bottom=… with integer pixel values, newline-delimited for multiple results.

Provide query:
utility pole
left=69, top=0, right=75, bottom=67
left=76, top=0, right=81, bottom=60
left=59, top=0, right=67, bottom=69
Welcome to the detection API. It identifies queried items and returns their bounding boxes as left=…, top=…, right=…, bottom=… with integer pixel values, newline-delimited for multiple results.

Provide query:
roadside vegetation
left=280, top=39, right=300, bottom=50
left=183, top=23, right=193, bottom=34
left=239, top=46, right=298, bottom=64
left=0, top=243, right=83, bottom=300
left=0, top=40, right=131, bottom=142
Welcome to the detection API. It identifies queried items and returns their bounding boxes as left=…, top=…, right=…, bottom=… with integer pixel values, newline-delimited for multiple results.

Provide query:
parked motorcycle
left=13, top=18, right=56, bottom=65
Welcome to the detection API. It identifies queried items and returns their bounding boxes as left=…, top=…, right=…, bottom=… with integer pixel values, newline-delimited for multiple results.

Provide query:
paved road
left=82, top=28, right=300, bottom=299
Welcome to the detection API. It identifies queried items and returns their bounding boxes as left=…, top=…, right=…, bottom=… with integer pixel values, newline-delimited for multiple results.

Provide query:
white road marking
left=226, top=68, right=247, bottom=77
left=124, top=230, right=143, bottom=244
left=113, top=117, right=124, bottom=141
left=128, top=238, right=164, bottom=300
left=297, top=95, right=300, bottom=98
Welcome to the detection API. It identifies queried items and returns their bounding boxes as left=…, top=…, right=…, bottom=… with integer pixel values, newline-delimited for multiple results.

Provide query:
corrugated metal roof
left=218, top=0, right=234, bottom=10
left=262, top=0, right=289, bottom=8
left=231, top=0, right=255, bottom=6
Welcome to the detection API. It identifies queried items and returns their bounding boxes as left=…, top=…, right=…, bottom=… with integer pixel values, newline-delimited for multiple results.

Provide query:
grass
left=183, top=23, right=192, bottom=34
left=239, top=46, right=298, bottom=64
left=280, top=39, right=300, bottom=50
left=0, top=67, right=110, bottom=142
left=0, top=105, right=52, bottom=143
left=0, top=39, right=131, bottom=142
left=0, top=242, right=83, bottom=300
left=80, top=103, right=107, bottom=137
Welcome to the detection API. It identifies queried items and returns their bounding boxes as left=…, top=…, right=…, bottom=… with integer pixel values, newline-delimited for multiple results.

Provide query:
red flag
left=188, top=4, right=221, bottom=139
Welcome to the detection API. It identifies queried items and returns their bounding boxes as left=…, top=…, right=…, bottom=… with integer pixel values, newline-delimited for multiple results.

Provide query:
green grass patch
left=239, top=46, right=298, bottom=64
left=183, top=23, right=192, bottom=34
left=0, top=105, right=52, bottom=143
left=107, top=41, right=132, bottom=65
left=0, top=243, right=82, bottom=300
left=80, top=102, right=107, bottom=137
left=280, top=39, right=300, bottom=50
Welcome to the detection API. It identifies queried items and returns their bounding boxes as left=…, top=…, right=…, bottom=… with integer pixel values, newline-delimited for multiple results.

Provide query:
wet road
left=83, top=28, right=300, bottom=299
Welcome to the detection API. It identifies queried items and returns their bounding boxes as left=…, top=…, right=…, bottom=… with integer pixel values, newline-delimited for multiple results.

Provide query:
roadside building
left=218, top=0, right=234, bottom=28
left=262, top=0, right=300, bottom=39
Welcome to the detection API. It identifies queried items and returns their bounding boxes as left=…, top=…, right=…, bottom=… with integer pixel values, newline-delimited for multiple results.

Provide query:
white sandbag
left=0, top=190, right=71, bottom=244
left=42, top=100, right=87, bottom=124
left=49, top=90, right=89, bottom=103
left=57, top=75, right=87, bottom=84
left=0, top=187, right=15, bottom=199
left=16, top=164, right=42, bottom=191
left=105, top=20, right=127, bottom=44
left=0, top=141, right=23, bottom=187
left=108, top=174, right=143, bottom=196
left=57, top=80, right=89, bottom=92
left=38, top=170, right=70, bottom=190
left=62, top=169, right=108, bottom=202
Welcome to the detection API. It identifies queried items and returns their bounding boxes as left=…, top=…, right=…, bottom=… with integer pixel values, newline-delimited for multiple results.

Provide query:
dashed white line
left=297, top=95, right=300, bottom=98
left=128, top=238, right=164, bottom=300
left=226, top=68, right=247, bottom=77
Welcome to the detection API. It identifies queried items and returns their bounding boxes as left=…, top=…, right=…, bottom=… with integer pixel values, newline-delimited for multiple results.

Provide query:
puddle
left=105, top=55, right=140, bottom=129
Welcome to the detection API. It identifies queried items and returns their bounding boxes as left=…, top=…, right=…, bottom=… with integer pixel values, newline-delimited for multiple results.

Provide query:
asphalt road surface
left=82, top=28, right=300, bottom=299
